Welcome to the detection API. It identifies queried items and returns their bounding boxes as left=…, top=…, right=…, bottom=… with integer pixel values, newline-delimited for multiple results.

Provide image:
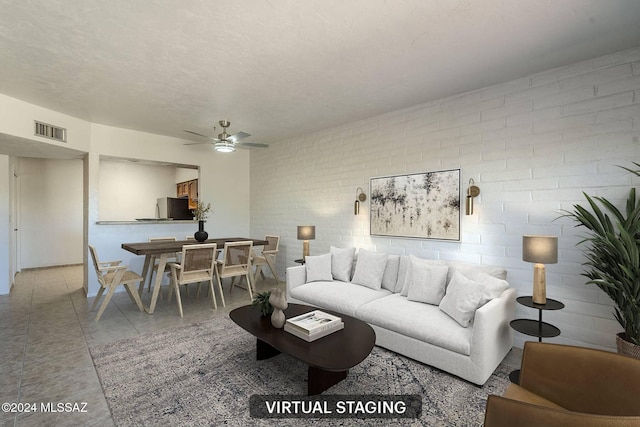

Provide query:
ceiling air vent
left=34, top=120, right=67, bottom=142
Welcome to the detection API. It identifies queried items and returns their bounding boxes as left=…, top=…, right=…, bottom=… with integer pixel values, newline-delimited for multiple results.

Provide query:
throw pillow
left=405, top=257, right=450, bottom=305
left=351, top=249, right=388, bottom=290
left=464, top=270, right=511, bottom=297
left=439, top=270, right=509, bottom=327
left=381, top=254, right=401, bottom=292
left=400, top=255, right=447, bottom=297
left=350, top=252, right=358, bottom=281
left=446, top=260, right=508, bottom=283
left=330, top=246, right=355, bottom=282
left=395, top=255, right=410, bottom=293
left=305, top=253, right=333, bottom=283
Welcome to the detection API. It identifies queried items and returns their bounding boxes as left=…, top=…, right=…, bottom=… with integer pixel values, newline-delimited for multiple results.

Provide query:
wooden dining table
left=122, top=237, right=268, bottom=314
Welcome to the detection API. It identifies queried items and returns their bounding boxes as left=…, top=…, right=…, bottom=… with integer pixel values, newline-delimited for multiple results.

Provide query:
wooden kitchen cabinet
left=177, top=183, right=186, bottom=198
left=187, top=181, right=197, bottom=208
left=176, top=179, right=198, bottom=210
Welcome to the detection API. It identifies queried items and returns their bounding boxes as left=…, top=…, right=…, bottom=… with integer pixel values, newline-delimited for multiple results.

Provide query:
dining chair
left=167, top=243, right=222, bottom=317
left=216, top=241, right=254, bottom=302
left=251, top=235, right=280, bottom=285
left=88, top=245, right=145, bottom=321
left=143, top=237, right=179, bottom=296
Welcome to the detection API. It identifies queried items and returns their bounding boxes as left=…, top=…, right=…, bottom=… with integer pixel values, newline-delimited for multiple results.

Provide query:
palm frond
left=561, top=163, right=640, bottom=345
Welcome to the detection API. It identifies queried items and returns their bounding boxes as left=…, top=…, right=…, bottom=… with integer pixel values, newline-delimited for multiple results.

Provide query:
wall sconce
left=297, top=225, right=316, bottom=259
left=523, top=235, right=558, bottom=304
left=465, top=179, right=480, bottom=215
left=354, top=187, right=367, bottom=215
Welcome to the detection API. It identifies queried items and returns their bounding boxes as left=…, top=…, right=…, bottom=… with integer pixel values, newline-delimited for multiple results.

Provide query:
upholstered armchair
left=484, top=341, right=640, bottom=427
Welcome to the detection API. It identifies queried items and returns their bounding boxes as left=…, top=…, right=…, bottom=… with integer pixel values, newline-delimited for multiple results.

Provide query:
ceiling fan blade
left=184, top=141, right=213, bottom=146
left=227, top=131, right=251, bottom=142
left=235, top=141, right=269, bottom=148
left=184, top=129, right=210, bottom=138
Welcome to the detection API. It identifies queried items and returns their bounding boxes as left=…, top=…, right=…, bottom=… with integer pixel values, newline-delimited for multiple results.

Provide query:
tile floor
left=0, top=264, right=522, bottom=427
left=0, top=264, right=279, bottom=427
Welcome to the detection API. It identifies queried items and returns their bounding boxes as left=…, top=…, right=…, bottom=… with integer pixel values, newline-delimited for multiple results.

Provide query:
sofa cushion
left=330, top=246, right=355, bottom=282
left=357, top=294, right=473, bottom=355
left=290, top=281, right=392, bottom=317
left=305, top=253, right=333, bottom=282
left=439, top=270, right=510, bottom=327
left=395, top=255, right=410, bottom=294
left=381, top=254, right=400, bottom=292
left=400, top=256, right=447, bottom=297
left=406, top=261, right=449, bottom=305
left=351, top=249, right=388, bottom=290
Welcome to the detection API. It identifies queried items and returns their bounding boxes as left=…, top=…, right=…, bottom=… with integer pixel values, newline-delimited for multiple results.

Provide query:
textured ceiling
left=1, top=0, right=640, bottom=150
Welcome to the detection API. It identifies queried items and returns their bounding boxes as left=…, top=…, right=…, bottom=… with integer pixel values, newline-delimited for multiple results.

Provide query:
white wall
left=0, top=93, right=91, bottom=152
left=251, top=46, right=640, bottom=351
left=19, top=158, right=84, bottom=268
left=99, top=160, right=181, bottom=220
left=176, top=167, right=198, bottom=183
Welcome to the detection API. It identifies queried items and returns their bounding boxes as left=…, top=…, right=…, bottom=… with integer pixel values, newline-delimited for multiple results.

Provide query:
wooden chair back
left=181, top=243, right=217, bottom=276
left=220, top=241, right=253, bottom=274
left=89, top=244, right=110, bottom=287
left=263, top=235, right=280, bottom=254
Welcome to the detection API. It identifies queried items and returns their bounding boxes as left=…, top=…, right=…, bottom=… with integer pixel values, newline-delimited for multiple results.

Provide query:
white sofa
left=286, top=248, right=516, bottom=385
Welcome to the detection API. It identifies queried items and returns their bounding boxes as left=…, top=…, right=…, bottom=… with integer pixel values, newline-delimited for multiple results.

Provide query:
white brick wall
left=250, top=46, right=640, bottom=351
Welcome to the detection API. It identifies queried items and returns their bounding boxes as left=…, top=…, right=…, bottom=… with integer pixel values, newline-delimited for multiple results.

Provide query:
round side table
left=509, top=296, right=564, bottom=384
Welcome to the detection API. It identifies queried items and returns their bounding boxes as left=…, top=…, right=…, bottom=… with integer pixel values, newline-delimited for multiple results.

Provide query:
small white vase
left=269, top=288, right=288, bottom=329
left=271, top=309, right=285, bottom=329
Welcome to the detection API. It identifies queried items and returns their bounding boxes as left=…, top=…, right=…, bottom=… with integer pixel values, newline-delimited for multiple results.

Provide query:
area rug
left=89, top=317, right=511, bottom=426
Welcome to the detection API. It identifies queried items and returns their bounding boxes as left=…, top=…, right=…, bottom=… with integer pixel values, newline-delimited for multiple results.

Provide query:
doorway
left=17, top=157, right=84, bottom=269
left=9, top=158, right=18, bottom=286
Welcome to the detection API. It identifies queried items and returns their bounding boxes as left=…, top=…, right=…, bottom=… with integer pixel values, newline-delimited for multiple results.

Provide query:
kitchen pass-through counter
left=96, top=219, right=197, bottom=225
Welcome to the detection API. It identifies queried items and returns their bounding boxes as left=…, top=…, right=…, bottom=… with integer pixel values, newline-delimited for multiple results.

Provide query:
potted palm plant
left=561, top=162, right=640, bottom=358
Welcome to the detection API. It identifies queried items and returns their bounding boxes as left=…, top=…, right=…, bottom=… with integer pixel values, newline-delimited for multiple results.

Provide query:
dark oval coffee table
left=229, top=303, right=375, bottom=395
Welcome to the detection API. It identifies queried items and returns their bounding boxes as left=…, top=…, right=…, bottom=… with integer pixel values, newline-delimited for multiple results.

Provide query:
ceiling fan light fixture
left=214, top=142, right=235, bottom=153
left=184, top=119, right=267, bottom=150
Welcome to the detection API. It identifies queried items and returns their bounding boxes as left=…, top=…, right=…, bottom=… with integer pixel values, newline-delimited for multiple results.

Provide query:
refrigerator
left=156, top=197, right=193, bottom=220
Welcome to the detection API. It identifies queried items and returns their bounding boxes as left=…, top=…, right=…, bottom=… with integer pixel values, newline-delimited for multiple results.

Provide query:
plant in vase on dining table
left=192, top=201, right=212, bottom=242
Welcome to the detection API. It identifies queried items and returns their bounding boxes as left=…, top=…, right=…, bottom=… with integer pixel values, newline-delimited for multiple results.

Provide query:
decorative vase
left=194, top=220, right=208, bottom=243
left=269, top=288, right=288, bottom=329
left=616, top=333, right=640, bottom=359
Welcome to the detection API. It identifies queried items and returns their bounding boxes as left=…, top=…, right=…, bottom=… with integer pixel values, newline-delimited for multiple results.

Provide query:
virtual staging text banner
left=250, top=395, right=422, bottom=419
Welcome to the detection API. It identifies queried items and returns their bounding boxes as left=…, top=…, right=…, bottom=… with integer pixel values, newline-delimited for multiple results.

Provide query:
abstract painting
left=370, top=169, right=460, bottom=240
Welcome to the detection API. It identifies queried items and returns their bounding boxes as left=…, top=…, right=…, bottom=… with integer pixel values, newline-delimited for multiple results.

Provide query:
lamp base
left=532, top=263, right=546, bottom=304
left=302, top=240, right=309, bottom=259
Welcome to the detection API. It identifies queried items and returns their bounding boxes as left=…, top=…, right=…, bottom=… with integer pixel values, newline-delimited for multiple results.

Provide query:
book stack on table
left=284, top=310, right=344, bottom=342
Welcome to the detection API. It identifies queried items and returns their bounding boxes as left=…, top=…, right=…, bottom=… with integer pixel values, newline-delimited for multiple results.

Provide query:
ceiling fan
left=184, top=120, right=268, bottom=153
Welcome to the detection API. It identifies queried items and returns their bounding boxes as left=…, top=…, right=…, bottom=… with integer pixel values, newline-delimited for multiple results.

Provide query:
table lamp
left=523, top=235, right=558, bottom=304
left=297, top=225, right=315, bottom=260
